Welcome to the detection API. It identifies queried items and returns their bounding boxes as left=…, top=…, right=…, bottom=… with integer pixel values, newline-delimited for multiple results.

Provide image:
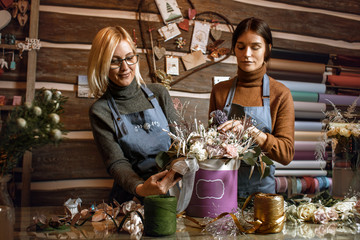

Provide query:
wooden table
left=12, top=206, right=360, bottom=239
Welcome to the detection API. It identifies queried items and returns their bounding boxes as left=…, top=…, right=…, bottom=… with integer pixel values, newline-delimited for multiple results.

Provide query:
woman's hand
left=135, top=170, right=181, bottom=197
left=218, top=120, right=267, bottom=146
left=217, top=120, right=244, bottom=132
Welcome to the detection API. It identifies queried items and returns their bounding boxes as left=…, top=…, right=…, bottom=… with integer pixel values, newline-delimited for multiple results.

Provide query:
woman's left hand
left=135, top=169, right=181, bottom=197
left=217, top=120, right=244, bottom=132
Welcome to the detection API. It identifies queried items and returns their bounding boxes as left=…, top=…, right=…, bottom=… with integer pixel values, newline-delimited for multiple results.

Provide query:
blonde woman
left=88, top=26, right=180, bottom=203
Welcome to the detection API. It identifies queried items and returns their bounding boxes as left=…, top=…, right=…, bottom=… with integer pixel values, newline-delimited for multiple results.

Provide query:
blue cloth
left=106, top=85, right=171, bottom=202
left=223, top=74, right=276, bottom=197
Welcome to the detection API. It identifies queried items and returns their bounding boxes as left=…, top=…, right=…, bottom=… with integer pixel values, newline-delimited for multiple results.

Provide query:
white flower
left=297, top=203, right=317, bottom=222
left=190, top=141, right=208, bottom=161
left=339, top=127, right=351, bottom=137
left=33, top=106, right=42, bottom=116
left=17, top=118, right=27, bottom=128
left=49, top=113, right=60, bottom=124
left=333, top=200, right=355, bottom=213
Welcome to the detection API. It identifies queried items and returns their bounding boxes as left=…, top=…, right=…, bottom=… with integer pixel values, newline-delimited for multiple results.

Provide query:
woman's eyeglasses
left=110, top=54, right=139, bottom=69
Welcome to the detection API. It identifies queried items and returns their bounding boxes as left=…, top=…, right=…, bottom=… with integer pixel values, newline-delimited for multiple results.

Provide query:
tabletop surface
left=12, top=206, right=360, bottom=240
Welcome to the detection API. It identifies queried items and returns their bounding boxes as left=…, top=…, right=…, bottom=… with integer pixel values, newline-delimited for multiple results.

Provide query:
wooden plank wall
left=0, top=0, right=359, bottom=206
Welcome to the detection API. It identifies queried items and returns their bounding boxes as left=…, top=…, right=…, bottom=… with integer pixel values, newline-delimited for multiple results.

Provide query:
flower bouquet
left=156, top=102, right=273, bottom=217
left=0, top=88, right=68, bottom=178
left=317, top=97, right=360, bottom=197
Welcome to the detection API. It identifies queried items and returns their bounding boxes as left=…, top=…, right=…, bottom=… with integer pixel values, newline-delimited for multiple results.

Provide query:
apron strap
left=262, top=74, right=270, bottom=107
left=106, top=92, right=128, bottom=140
left=223, top=78, right=237, bottom=115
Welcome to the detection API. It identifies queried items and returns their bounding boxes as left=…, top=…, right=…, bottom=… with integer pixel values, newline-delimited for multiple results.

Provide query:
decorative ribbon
left=178, top=192, right=285, bottom=234
left=144, top=195, right=177, bottom=237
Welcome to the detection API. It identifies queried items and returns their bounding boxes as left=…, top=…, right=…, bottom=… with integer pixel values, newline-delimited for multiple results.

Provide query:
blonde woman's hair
left=87, top=26, right=144, bottom=98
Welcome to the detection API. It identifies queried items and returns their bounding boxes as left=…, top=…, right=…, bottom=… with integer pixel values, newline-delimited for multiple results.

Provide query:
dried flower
left=209, top=110, right=228, bottom=126
left=157, top=108, right=272, bottom=178
left=297, top=203, right=317, bottom=222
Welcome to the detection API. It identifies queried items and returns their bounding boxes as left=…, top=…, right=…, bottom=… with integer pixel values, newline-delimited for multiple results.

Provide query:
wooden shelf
left=0, top=43, right=19, bottom=50
left=0, top=105, right=15, bottom=111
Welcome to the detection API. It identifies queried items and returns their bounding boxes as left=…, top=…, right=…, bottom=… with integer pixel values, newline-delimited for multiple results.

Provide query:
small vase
left=347, top=168, right=360, bottom=198
left=0, top=175, right=15, bottom=240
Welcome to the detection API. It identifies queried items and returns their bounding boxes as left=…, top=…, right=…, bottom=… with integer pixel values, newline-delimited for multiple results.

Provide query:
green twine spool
left=144, top=195, right=177, bottom=236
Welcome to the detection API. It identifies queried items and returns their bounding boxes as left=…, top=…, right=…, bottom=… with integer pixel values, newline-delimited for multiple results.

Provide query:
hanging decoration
left=155, top=0, right=183, bottom=25
left=207, top=39, right=230, bottom=59
left=137, top=0, right=234, bottom=86
left=175, top=37, right=186, bottom=49
left=178, top=18, right=189, bottom=31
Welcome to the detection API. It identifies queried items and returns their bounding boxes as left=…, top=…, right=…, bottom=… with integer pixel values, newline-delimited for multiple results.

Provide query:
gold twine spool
left=253, top=193, right=285, bottom=233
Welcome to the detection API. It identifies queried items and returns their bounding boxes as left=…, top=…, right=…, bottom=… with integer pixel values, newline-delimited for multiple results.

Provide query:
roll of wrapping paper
left=270, top=48, right=329, bottom=64
left=267, top=70, right=324, bottom=83
left=327, top=75, right=360, bottom=88
left=274, top=160, right=326, bottom=169
left=295, top=121, right=323, bottom=131
left=144, top=195, right=177, bottom=236
left=274, top=169, right=327, bottom=177
left=295, top=141, right=321, bottom=151
left=267, top=58, right=325, bottom=75
left=334, top=55, right=360, bottom=68
left=253, top=193, right=285, bottom=233
left=319, top=93, right=360, bottom=106
left=294, top=151, right=326, bottom=160
left=278, top=80, right=326, bottom=93
left=295, top=111, right=325, bottom=120
left=294, top=101, right=326, bottom=112
left=295, top=131, right=323, bottom=141
left=292, top=91, right=319, bottom=102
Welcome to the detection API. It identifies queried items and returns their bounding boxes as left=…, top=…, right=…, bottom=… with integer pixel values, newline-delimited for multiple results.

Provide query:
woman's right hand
left=135, top=169, right=181, bottom=197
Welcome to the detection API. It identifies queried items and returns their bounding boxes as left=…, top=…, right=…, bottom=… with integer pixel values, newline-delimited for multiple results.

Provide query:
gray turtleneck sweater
left=89, top=79, right=179, bottom=197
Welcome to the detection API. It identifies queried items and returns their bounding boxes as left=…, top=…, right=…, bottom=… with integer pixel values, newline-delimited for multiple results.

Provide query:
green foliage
left=0, top=88, right=68, bottom=177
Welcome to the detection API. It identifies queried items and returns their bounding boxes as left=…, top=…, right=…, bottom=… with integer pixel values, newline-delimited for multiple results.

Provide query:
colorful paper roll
left=268, top=59, right=325, bottom=75
left=294, top=101, right=326, bottom=112
left=295, top=131, right=323, bottom=141
left=270, top=49, right=329, bottom=64
left=295, top=111, right=325, bottom=120
left=274, top=160, right=326, bottom=169
left=144, top=195, right=177, bottom=236
left=274, top=169, right=327, bottom=177
left=318, top=93, right=360, bottom=106
left=268, top=70, right=323, bottom=83
left=294, top=151, right=325, bottom=160
left=295, top=141, right=322, bottom=151
left=291, top=91, right=319, bottom=102
left=327, top=75, right=360, bottom=88
left=278, top=80, right=326, bottom=93
left=295, top=121, right=323, bottom=132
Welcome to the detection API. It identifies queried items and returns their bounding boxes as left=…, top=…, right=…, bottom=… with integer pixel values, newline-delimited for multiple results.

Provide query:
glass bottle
left=0, top=174, right=15, bottom=240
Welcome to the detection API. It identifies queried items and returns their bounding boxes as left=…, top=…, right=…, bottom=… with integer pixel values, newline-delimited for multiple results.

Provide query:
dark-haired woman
left=209, top=17, right=295, bottom=197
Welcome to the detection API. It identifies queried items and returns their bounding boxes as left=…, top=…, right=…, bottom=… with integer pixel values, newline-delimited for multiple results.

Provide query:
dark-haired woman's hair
left=232, top=17, right=273, bottom=62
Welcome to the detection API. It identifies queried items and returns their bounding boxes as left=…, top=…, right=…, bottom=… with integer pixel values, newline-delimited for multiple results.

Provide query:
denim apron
left=223, top=74, right=276, bottom=197
left=106, top=85, right=171, bottom=203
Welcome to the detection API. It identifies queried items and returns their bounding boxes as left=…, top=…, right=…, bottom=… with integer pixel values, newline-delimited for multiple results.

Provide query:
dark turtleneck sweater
left=209, top=64, right=295, bottom=165
left=89, top=79, right=179, bottom=198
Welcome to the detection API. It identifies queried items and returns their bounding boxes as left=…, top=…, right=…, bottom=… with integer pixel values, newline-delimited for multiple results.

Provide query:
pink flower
left=325, top=207, right=338, bottom=221
left=313, top=207, right=328, bottom=224
left=223, top=144, right=238, bottom=159
left=355, top=200, right=360, bottom=214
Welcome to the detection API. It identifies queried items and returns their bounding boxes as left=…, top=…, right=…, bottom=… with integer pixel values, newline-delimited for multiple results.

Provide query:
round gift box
left=186, top=159, right=240, bottom=218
